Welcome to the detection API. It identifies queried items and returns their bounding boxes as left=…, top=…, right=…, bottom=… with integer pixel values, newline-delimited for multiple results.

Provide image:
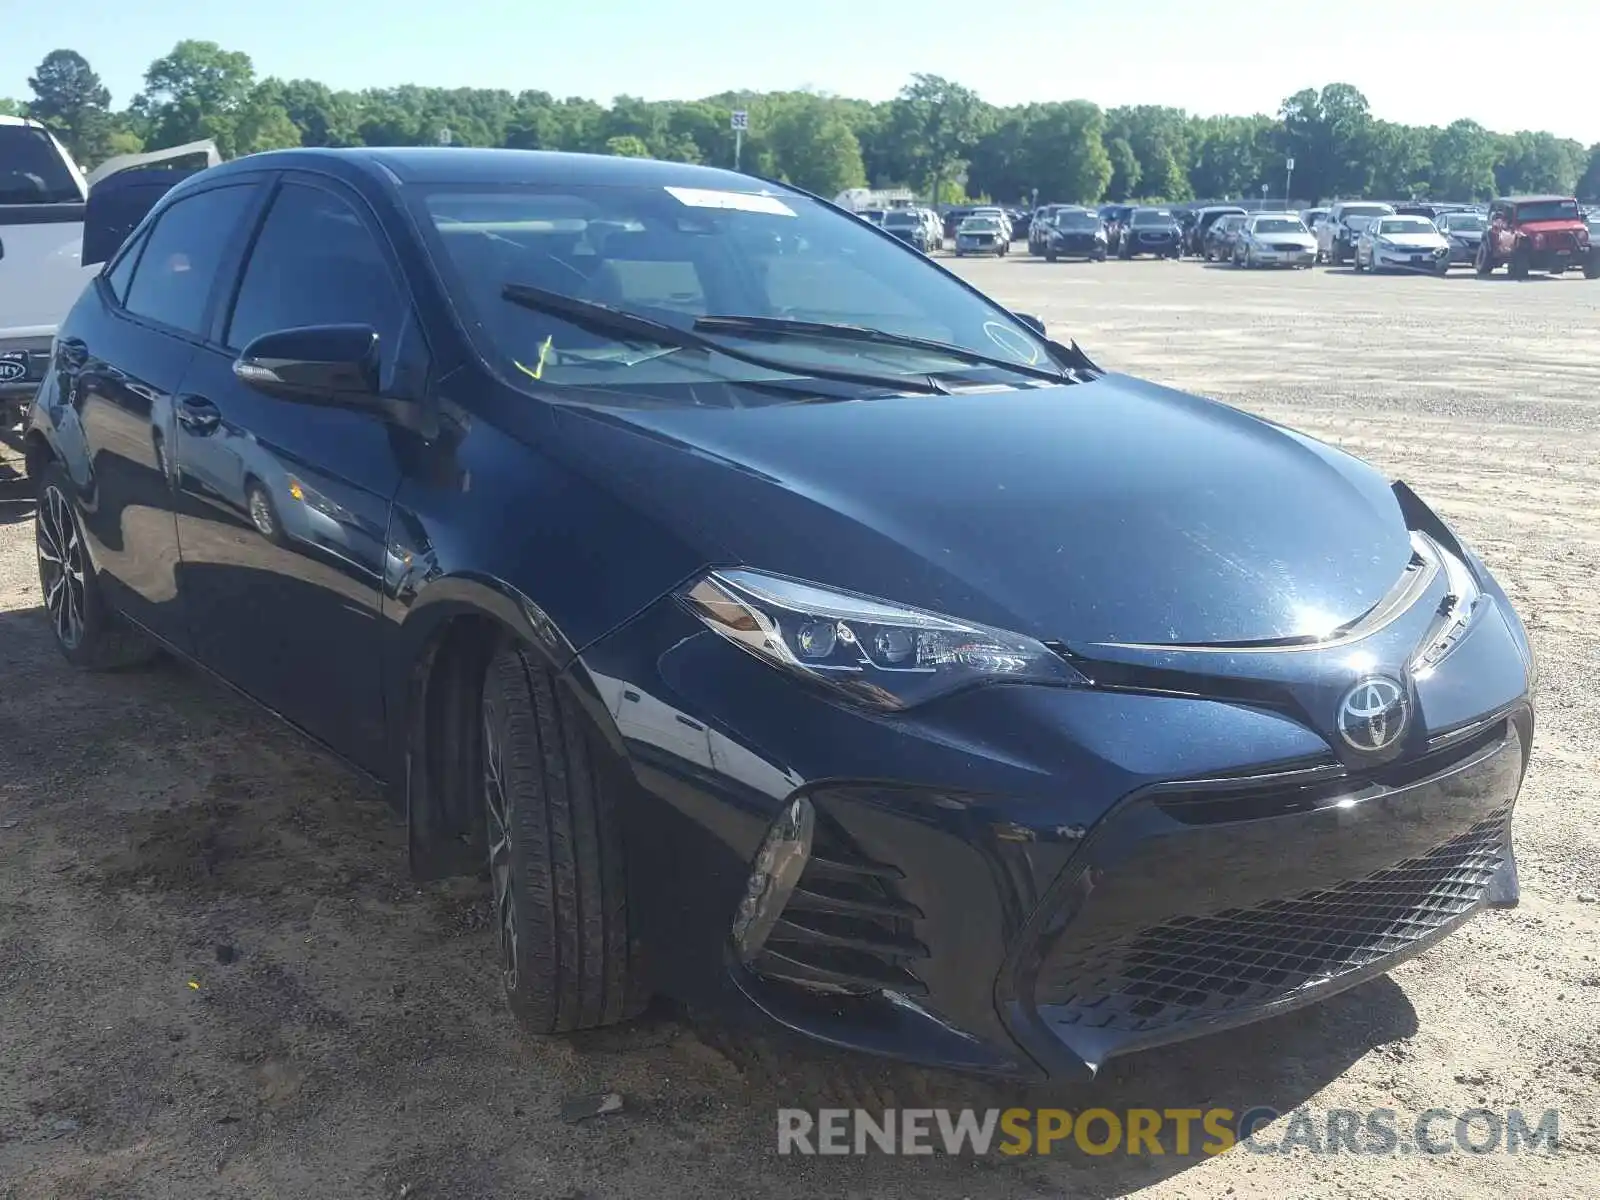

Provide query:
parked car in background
left=1203, top=212, right=1248, bottom=261
left=1233, top=213, right=1317, bottom=268
left=1119, top=207, right=1183, bottom=259
left=1189, top=205, right=1247, bottom=257
left=857, top=208, right=887, bottom=227
left=1098, top=203, right=1135, bottom=253
left=1299, top=207, right=1330, bottom=236
left=921, top=207, right=944, bottom=250
left=1436, top=210, right=1485, bottom=267
left=1007, top=208, right=1031, bottom=242
left=1318, top=201, right=1396, bottom=265
left=968, top=206, right=1013, bottom=242
left=1354, top=214, right=1450, bottom=275
left=1395, top=202, right=1475, bottom=222
left=941, top=205, right=975, bottom=241
left=1028, top=204, right=1077, bottom=254
left=881, top=207, right=931, bottom=252
left=1476, top=195, right=1596, bottom=279
left=955, top=214, right=1009, bottom=256
left=1042, top=208, right=1108, bottom=261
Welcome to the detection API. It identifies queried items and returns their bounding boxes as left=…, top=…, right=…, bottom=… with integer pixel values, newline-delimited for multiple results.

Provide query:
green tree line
left=10, top=43, right=1600, bottom=204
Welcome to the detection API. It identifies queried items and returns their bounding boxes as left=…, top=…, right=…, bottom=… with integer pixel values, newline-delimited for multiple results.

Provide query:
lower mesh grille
left=751, top=822, right=927, bottom=996
left=1036, top=807, right=1509, bottom=1034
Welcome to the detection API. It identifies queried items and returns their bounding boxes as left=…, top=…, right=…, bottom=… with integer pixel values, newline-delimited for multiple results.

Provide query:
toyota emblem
left=1337, top=676, right=1410, bottom=753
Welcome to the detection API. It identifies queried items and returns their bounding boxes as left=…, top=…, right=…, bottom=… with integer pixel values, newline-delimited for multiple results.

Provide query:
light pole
left=1285, top=156, right=1295, bottom=208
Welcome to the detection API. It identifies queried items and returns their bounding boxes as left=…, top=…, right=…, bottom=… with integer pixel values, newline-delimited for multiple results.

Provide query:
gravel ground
left=1, top=256, right=1596, bottom=1199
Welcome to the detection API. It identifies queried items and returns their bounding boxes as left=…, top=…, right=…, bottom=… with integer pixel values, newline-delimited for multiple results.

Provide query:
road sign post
left=731, top=110, right=748, bottom=172
left=1285, top=156, right=1295, bottom=207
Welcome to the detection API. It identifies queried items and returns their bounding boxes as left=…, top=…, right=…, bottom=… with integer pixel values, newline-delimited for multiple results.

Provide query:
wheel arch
left=392, top=572, right=630, bottom=881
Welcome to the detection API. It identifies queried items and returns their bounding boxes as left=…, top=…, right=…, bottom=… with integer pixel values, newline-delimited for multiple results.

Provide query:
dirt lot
left=1, top=258, right=1597, bottom=1199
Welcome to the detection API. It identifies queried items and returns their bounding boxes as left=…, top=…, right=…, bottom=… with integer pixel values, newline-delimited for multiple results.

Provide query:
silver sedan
left=1233, top=213, right=1317, bottom=268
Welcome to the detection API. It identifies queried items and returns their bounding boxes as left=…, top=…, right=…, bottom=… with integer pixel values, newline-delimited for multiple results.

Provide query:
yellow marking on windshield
left=513, top=335, right=555, bottom=381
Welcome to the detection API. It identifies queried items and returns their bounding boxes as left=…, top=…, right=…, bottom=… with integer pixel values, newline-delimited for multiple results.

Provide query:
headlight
left=677, top=569, right=1084, bottom=710
left=1409, top=532, right=1483, bottom=676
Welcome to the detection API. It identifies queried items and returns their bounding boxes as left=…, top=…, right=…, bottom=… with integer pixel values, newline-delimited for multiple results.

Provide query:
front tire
left=35, top=463, right=156, bottom=670
left=481, top=642, right=641, bottom=1034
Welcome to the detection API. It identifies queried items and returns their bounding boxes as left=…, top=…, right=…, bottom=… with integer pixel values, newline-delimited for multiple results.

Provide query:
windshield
left=1252, top=217, right=1306, bottom=233
left=1130, top=210, right=1172, bottom=226
left=960, top=217, right=1000, bottom=231
left=1341, top=204, right=1393, bottom=221
left=882, top=211, right=920, bottom=226
left=1515, top=199, right=1580, bottom=222
left=1378, top=218, right=1436, bottom=235
left=1056, top=212, right=1099, bottom=230
left=1444, top=214, right=1484, bottom=232
left=0, top=123, right=83, bottom=204
left=417, top=184, right=1055, bottom=405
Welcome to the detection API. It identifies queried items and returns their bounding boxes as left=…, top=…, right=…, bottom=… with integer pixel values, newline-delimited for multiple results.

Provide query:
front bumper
left=580, top=587, right=1533, bottom=1081
left=1247, top=244, right=1317, bottom=266
left=1373, top=246, right=1449, bottom=270
left=956, top=235, right=1000, bottom=252
left=0, top=334, right=53, bottom=418
left=1049, top=235, right=1104, bottom=257
left=1125, top=233, right=1181, bottom=254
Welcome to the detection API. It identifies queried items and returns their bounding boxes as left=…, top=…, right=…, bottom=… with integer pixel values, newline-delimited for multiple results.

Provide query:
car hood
left=1380, top=233, right=1446, bottom=247
left=1257, top=231, right=1316, bottom=245
left=550, top=374, right=1414, bottom=648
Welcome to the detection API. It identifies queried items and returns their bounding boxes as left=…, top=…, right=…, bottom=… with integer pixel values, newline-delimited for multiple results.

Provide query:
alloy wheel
left=482, top=699, right=518, bottom=990
left=37, top=485, right=86, bottom=649
left=248, top=487, right=276, bottom=539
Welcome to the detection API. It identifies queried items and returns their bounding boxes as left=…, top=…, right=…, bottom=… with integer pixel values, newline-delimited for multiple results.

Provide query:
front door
left=171, top=174, right=422, bottom=772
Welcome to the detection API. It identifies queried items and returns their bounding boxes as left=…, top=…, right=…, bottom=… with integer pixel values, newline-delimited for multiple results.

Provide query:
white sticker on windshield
left=665, top=186, right=796, bottom=217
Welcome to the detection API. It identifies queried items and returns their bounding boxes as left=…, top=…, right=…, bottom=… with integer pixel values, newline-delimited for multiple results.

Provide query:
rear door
left=170, top=172, right=424, bottom=772
left=58, top=178, right=264, bottom=652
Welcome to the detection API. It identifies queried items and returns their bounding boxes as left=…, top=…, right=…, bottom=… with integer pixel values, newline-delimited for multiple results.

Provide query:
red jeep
left=1476, top=195, right=1597, bottom=278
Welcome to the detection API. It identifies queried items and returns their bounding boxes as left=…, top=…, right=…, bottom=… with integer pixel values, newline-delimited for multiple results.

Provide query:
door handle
left=175, top=394, right=221, bottom=435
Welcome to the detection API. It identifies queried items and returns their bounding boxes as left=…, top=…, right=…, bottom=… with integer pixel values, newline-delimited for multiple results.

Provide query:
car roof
left=198, top=146, right=784, bottom=192
left=1502, top=195, right=1573, bottom=204
left=1249, top=211, right=1300, bottom=219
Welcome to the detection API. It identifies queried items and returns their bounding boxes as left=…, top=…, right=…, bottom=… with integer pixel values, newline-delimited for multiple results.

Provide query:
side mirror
left=1013, top=313, right=1047, bottom=337
left=234, top=324, right=380, bottom=400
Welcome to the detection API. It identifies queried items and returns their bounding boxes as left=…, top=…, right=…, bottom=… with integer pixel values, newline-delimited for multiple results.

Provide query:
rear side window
left=123, top=185, right=256, bottom=335
left=102, top=230, right=146, bottom=304
left=226, top=182, right=404, bottom=353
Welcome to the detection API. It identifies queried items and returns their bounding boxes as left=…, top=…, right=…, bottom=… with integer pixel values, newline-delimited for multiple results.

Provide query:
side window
left=123, top=185, right=257, bottom=335
left=102, top=229, right=147, bottom=304
left=226, top=182, right=404, bottom=354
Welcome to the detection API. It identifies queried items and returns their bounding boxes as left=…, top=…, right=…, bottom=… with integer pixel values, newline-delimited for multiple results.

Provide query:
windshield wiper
left=500, top=282, right=947, bottom=395
left=693, top=315, right=1072, bottom=384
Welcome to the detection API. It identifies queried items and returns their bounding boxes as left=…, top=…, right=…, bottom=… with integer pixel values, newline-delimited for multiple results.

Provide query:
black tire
left=1044, top=249, right=1057, bottom=262
left=1509, top=248, right=1530, bottom=279
left=1476, top=242, right=1494, bottom=276
left=35, top=462, right=156, bottom=670
left=1584, top=255, right=1600, bottom=280
left=481, top=642, right=641, bottom=1034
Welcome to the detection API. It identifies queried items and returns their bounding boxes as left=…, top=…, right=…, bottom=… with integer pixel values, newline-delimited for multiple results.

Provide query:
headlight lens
left=678, top=569, right=1084, bottom=710
left=1409, top=531, right=1483, bottom=676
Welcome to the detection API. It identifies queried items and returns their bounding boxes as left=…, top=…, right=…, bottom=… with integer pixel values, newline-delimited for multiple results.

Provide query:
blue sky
left=3, top=0, right=1596, bottom=145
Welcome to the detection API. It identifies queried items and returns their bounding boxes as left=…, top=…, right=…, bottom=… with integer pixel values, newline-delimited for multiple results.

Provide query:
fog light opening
left=731, top=796, right=814, bottom=963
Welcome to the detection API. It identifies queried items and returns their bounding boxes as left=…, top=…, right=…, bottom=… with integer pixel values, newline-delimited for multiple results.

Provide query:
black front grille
left=750, top=819, right=928, bottom=996
left=1272, top=242, right=1308, bottom=252
left=1035, top=808, right=1508, bottom=1035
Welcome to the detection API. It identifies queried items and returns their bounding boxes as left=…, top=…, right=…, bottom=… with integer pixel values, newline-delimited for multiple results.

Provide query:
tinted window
left=227, top=182, right=403, bottom=352
left=1130, top=210, right=1173, bottom=225
left=123, top=185, right=256, bottom=335
left=103, top=230, right=146, bottom=303
left=0, top=123, right=80, bottom=204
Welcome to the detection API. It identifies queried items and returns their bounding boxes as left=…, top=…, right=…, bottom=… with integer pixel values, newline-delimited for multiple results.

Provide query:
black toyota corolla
left=26, top=149, right=1534, bottom=1081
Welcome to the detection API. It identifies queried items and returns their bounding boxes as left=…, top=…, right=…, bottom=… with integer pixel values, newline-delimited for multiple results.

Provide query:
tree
left=1281, top=83, right=1374, bottom=201
left=1104, top=136, right=1141, bottom=201
left=766, top=96, right=866, bottom=195
left=1578, top=144, right=1600, bottom=202
left=132, top=40, right=261, bottom=156
left=1431, top=119, right=1498, bottom=200
left=604, top=134, right=650, bottom=157
left=0, top=98, right=22, bottom=116
left=1024, top=102, right=1113, bottom=204
left=1494, top=131, right=1583, bottom=196
left=887, top=74, right=991, bottom=203
left=1106, top=106, right=1192, bottom=200
left=26, top=49, right=113, bottom=164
